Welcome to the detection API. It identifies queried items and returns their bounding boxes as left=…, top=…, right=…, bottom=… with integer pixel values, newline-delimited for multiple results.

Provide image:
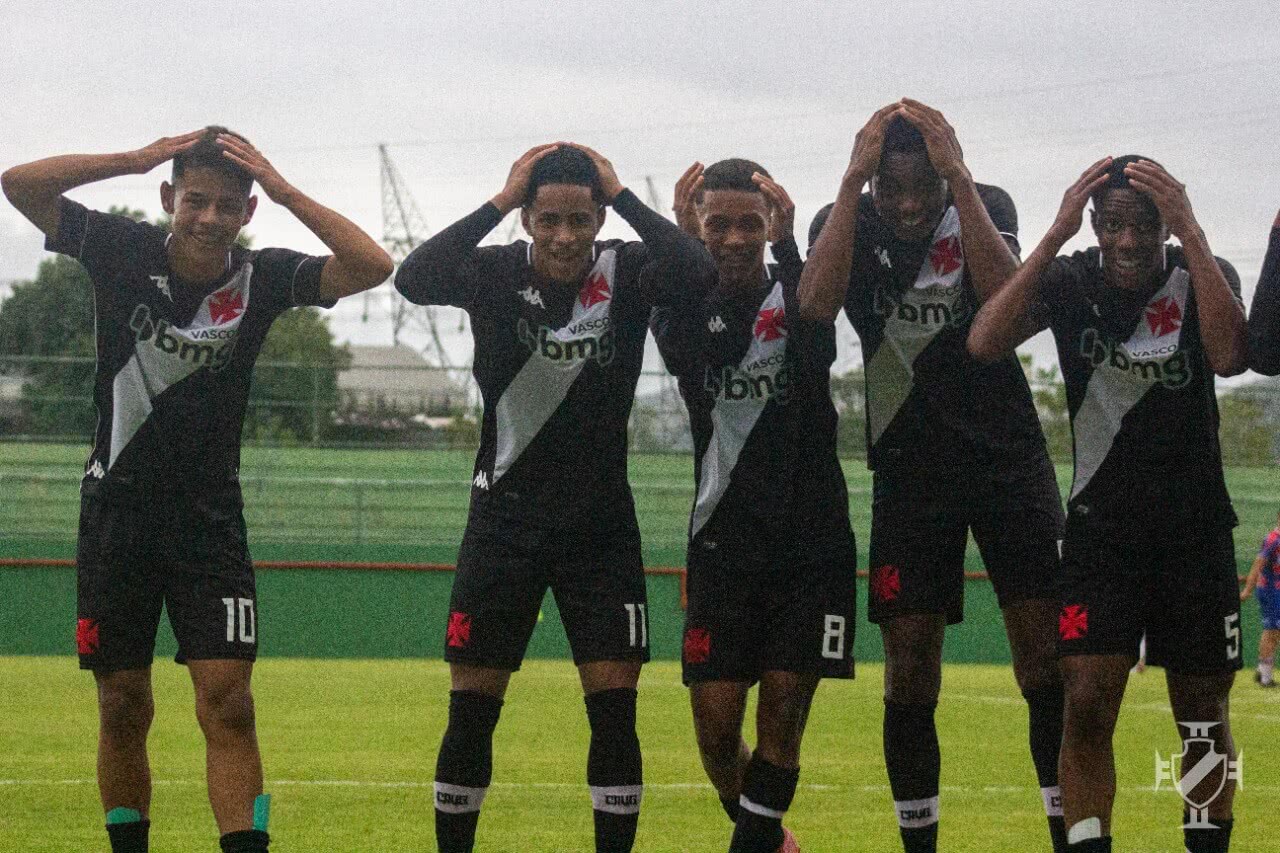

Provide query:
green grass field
left=2, top=658, right=1275, bottom=852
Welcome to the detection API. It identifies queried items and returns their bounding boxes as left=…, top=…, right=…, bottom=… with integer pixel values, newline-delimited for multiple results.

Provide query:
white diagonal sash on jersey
left=109, top=267, right=252, bottom=469
left=690, top=281, right=787, bottom=538
left=866, top=207, right=966, bottom=446
left=492, top=249, right=617, bottom=483
left=1070, top=268, right=1190, bottom=500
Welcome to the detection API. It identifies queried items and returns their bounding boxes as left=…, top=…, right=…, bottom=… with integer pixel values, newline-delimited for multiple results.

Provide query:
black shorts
left=681, top=536, right=857, bottom=685
left=1058, top=516, right=1243, bottom=674
left=867, top=454, right=1064, bottom=625
left=76, top=492, right=258, bottom=672
left=444, top=522, right=650, bottom=670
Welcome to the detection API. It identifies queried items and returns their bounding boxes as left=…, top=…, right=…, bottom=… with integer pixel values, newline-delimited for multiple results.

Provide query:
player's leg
left=1058, top=654, right=1130, bottom=849
left=434, top=526, right=544, bottom=853
left=1166, top=672, right=1237, bottom=852
left=971, top=458, right=1068, bottom=851
left=1258, top=628, right=1280, bottom=686
left=95, top=668, right=156, bottom=853
left=689, top=682, right=752, bottom=822
left=557, top=538, right=649, bottom=853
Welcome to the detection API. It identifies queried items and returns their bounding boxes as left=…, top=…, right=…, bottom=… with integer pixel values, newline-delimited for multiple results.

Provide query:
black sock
left=106, top=819, right=150, bottom=853
left=884, top=701, right=941, bottom=853
left=434, top=690, right=503, bottom=853
left=1184, top=812, right=1233, bottom=853
left=585, top=688, right=643, bottom=853
left=729, top=753, right=799, bottom=853
left=1067, top=838, right=1111, bottom=852
left=720, top=795, right=739, bottom=823
left=1024, top=684, right=1067, bottom=851
left=219, top=829, right=269, bottom=853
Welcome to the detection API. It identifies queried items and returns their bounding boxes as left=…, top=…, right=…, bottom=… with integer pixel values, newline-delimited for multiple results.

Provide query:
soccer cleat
left=1257, top=671, right=1277, bottom=688
left=778, top=827, right=800, bottom=852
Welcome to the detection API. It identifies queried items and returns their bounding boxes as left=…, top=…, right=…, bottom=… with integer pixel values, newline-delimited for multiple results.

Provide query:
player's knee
left=97, top=679, right=154, bottom=739
left=884, top=654, right=942, bottom=703
left=1169, top=674, right=1233, bottom=724
left=696, top=726, right=742, bottom=770
left=1062, top=680, right=1120, bottom=740
left=195, top=683, right=257, bottom=740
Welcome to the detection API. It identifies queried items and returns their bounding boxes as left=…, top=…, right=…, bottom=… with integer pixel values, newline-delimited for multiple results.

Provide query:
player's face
left=1092, top=188, right=1166, bottom=291
left=162, top=167, right=255, bottom=261
left=522, top=183, right=605, bottom=284
left=698, top=189, right=769, bottom=285
left=872, top=150, right=947, bottom=243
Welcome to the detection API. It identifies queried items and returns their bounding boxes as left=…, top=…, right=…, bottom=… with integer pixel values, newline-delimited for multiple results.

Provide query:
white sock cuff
left=590, top=785, right=642, bottom=815
left=1067, top=817, right=1102, bottom=843
left=895, top=796, right=939, bottom=828
left=434, top=782, right=487, bottom=814
left=1041, top=785, right=1063, bottom=817
left=739, top=795, right=787, bottom=820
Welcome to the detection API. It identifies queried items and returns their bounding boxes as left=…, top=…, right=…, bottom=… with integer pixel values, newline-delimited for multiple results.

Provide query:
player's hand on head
left=1124, top=160, right=1198, bottom=241
left=216, top=133, right=295, bottom=204
left=131, top=129, right=206, bottom=174
left=897, top=99, right=967, bottom=183
left=846, top=103, right=899, bottom=189
left=567, top=143, right=624, bottom=202
left=752, top=173, right=795, bottom=244
left=673, top=162, right=704, bottom=238
left=492, top=143, right=561, bottom=215
left=1050, top=156, right=1113, bottom=245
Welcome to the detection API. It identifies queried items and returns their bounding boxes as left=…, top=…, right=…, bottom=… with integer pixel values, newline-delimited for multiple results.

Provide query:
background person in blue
left=1239, top=510, right=1280, bottom=688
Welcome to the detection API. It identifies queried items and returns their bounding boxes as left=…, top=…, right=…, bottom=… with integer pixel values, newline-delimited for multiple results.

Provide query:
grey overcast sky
left=1, top=0, right=1277, bottom=375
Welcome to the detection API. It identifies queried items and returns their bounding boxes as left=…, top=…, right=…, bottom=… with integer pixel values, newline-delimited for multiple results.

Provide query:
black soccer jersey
left=809, top=187, right=1049, bottom=470
left=45, top=198, right=334, bottom=497
left=1247, top=216, right=1280, bottom=375
left=1039, top=247, right=1241, bottom=530
left=394, top=189, right=714, bottom=538
left=652, top=237, right=852, bottom=553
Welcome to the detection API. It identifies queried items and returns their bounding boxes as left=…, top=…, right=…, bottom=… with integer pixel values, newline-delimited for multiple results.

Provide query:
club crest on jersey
left=1145, top=295, right=1182, bottom=337
left=1079, top=271, right=1192, bottom=390
left=754, top=306, right=787, bottom=342
left=929, top=234, right=963, bottom=276
left=208, top=286, right=246, bottom=325
left=579, top=272, right=611, bottom=309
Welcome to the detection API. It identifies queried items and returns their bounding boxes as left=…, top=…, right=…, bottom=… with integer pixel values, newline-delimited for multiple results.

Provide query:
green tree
left=1022, top=356, right=1072, bottom=462
left=830, top=367, right=866, bottom=457
left=246, top=307, right=351, bottom=444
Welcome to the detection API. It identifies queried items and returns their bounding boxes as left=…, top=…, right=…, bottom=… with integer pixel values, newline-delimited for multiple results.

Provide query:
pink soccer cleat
left=778, top=827, right=800, bottom=852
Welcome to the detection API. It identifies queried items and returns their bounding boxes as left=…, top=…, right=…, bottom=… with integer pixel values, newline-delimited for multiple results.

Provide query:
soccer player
left=967, top=155, right=1248, bottom=852
left=654, top=159, right=857, bottom=853
left=1246, top=208, right=1280, bottom=375
left=1, top=128, right=394, bottom=853
left=394, top=143, right=714, bottom=853
left=1240, top=510, right=1280, bottom=688
left=798, top=101, right=1068, bottom=853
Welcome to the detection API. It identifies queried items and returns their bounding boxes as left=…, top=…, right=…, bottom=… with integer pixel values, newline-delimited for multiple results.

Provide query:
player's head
left=697, top=158, right=771, bottom=284
left=871, top=115, right=948, bottom=243
left=521, top=146, right=607, bottom=284
left=1090, top=154, right=1168, bottom=290
left=161, top=126, right=257, bottom=259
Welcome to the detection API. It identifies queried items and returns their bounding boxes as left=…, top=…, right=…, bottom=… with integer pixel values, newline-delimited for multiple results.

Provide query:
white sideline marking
left=949, top=692, right=1280, bottom=724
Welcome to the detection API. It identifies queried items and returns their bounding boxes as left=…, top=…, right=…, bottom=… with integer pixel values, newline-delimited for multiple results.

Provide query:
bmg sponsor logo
left=130, top=305, right=238, bottom=372
left=703, top=357, right=790, bottom=404
left=1080, top=328, right=1190, bottom=389
left=518, top=318, right=615, bottom=367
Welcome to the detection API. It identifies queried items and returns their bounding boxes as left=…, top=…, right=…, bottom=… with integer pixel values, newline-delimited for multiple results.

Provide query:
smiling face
left=698, top=188, right=769, bottom=288
left=1092, top=187, right=1166, bottom=290
left=521, top=183, right=605, bottom=284
left=161, top=166, right=256, bottom=274
left=872, top=149, right=948, bottom=243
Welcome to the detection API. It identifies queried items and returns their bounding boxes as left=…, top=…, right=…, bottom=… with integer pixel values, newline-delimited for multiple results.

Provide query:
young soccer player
left=798, top=101, right=1069, bottom=853
left=395, top=143, right=714, bottom=853
left=654, top=159, right=857, bottom=853
left=1, top=127, right=394, bottom=853
left=1240, top=510, right=1280, bottom=688
left=1247, top=208, right=1280, bottom=374
left=967, top=155, right=1248, bottom=852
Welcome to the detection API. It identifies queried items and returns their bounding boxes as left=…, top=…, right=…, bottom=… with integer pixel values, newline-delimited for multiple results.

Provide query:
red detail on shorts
left=76, top=618, right=100, bottom=655
left=579, top=272, right=611, bottom=309
left=1144, top=295, right=1182, bottom=337
left=870, top=564, right=901, bottom=603
left=1059, top=605, right=1089, bottom=641
left=446, top=611, right=472, bottom=648
left=929, top=235, right=963, bottom=276
left=683, top=628, right=711, bottom=665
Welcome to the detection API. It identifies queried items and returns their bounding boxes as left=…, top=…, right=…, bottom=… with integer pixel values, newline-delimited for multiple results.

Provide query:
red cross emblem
left=208, top=287, right=245, bottom=325
left=446, top=611, right=472, bottom=649
left=1059, top=605, right=1089, bottom=641
left=929, top=235, right=963, bottom=276
left=1144, top=295, right=1182, bottom=337
left=579, top=272, right=611, bottom=309
left=754, top=306, right=787, bottom=342
left=870, top=564, right=901, bottom=603
left=76, top=618, right=100, bottom=655
left=683, top=627, right=712, bottom=664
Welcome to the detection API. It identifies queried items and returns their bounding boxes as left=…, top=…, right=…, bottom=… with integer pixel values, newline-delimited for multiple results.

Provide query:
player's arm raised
left=1, top=130, right=205, bottom=238
left=1247, top=210, right=1280, bottom=375
left=216, top=134, right=392, bottom=303
left=898, top=99, right=1017, bottom=303
left=1124, top=159, right=1247, bottom=377
left=672, top=162, right=704, bottom=239
left=799, top=103, right=897, bottom=322
left=754, top=172, right=804, bottom=283
left=968, top=157, right=1112, bottom=362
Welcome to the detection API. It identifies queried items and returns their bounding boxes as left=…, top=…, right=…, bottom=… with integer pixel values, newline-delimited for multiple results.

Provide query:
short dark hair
left=1091, top=154, right=1163, bottom=218
left=172, top=126, right=254, bottom=195
left=525, top=146, right=605, bottom=206
left=697, top=158, right=770, bottom=203
left=883, top=116, right=927, bottom=154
